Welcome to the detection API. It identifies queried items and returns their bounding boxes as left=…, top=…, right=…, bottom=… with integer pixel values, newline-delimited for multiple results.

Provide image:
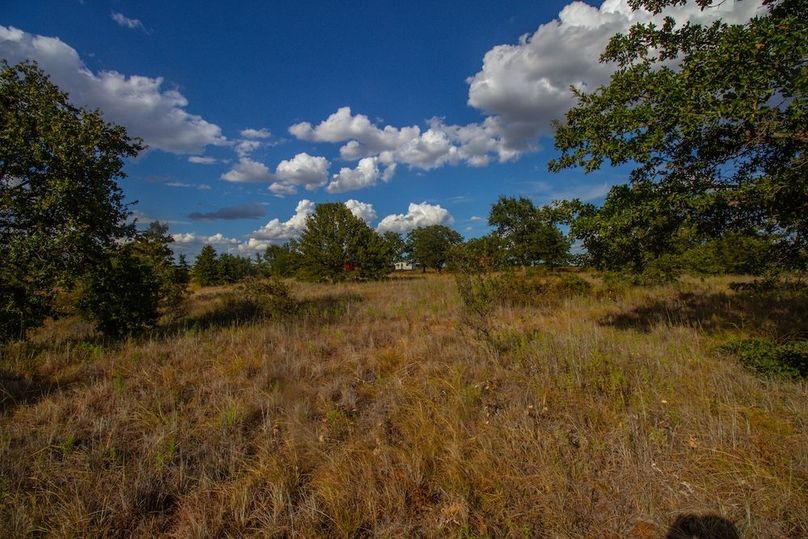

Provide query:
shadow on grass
left=160, top=292, right=365, bottom=336
left=295, top=293, right=364, bottom=324
left=601, top=289, right=808, bottom=339
left=0, top=338, right=110, bottom=414
left=665, top=514, right=739, bottom=539
left=0, top=369, right=83, bottom=415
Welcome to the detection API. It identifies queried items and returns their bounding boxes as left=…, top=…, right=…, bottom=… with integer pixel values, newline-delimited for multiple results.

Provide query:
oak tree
left=0, top=62, right=144, bottom=340
left=550, top=0, right=807, bottom=271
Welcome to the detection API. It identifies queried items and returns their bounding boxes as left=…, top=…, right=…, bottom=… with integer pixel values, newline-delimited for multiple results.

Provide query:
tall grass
left=1, top=274, right=806, bottom=536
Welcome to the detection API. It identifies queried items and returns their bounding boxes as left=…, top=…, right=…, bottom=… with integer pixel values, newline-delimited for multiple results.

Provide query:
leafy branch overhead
left=550, top=0, right=807, bottom=271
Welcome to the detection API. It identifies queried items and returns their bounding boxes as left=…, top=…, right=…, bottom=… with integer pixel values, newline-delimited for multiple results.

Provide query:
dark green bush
left=76, top=246, right=161, bottom=338
left=642, top=255, right=684, bottom=284
left=460, top=271, right=593, bottom=311
left=598, top=272, right=635, bottom=297
left=719, top=339, right=808, bottom=379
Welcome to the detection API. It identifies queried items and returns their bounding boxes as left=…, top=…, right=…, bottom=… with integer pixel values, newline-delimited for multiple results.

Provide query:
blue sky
left=2, top=0, right=760, bottom=257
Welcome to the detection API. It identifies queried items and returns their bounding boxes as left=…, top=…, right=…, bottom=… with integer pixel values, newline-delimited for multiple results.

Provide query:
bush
left=554, top=273, right=592, bottom=296
left=598, top=268, right=675, bottom=292
left=238, top=278, right=295, bottom=318
left=0, top=282, right=53, bottom=343
left=457, top=271, right=593, bottom=318
left=76, top=246, right=161, bottom=338
left=498, top=272, right=594, bottom=306
left=719, top=339, right=808, bottom=379
left=642, top=255, right=683, bottom=284
left=497, top=272, right=553, bottom=307
left=456, top=272, right=501, bottom=317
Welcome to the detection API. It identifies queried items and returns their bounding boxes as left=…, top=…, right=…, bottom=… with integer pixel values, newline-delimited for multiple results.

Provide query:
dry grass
left=1, top=273, right=806, bottom=537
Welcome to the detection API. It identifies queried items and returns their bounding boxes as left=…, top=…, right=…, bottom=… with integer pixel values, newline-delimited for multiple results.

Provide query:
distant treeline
left=190, top=194, right=786, bottom=287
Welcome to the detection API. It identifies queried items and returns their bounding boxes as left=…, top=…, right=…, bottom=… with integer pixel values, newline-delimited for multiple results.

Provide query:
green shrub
left=238, top=277, right=295, bottom=318
left=75, top=246, right=161, bottom=338
left=554, top=273, right=592, bottom=297
left=597, top=271, right=634, bottom=297
left=455, top=271, right=502, bottom=337
left=464, top=271, right=594, bottom=310
left=719, top=339, right=808, bottom=379
left=642, top=254, right=683, bottom=283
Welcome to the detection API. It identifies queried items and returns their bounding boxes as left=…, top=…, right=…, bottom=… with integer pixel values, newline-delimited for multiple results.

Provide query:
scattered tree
left=192, top=245, right=220, bottom=286
left=264, top=241, right=301, bottom=277
left=450, top=233, right=508, bottom=271
left=75, top=243, right=161, bottom=338
left=407, top=225, right=463, bottom=272
left=489, top=196, right=570, bottom=267
left=217, top=253, right=257, bottom=284
left=175, top=254, right=191, bottom=287
left=381, top=231, right=407, bottom=266
left=133, top=222, right=187, bottom=308
left=298, top=203, right=391, bottom=281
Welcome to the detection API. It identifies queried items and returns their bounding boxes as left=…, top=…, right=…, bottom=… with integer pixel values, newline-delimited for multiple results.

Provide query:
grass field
left=1, top=273, right=806, bottom=537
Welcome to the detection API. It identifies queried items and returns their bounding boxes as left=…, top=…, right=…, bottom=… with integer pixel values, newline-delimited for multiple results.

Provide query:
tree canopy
left=550, top=0, right=807, bottom=272
left=192, top=245, right=220, bottom=287
left=0, top=61, right=144, bottom=340
left=381, top=231, right=407, bottom=266
left=407, top=225, right=463, bottom=272
left=264, top=241, right=301, bottom=278
left=298, top=203, right=391, bottom=281
left=488, top=196, right=570, bottom=267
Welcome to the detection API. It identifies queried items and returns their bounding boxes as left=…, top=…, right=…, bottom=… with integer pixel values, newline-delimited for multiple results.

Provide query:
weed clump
left=719, top=339, right=808, bottom=379
left=455, top=271, right=502, bottom=338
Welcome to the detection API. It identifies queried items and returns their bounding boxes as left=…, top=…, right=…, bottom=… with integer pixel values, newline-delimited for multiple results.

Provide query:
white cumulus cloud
left=290, top=106, right=419, bottom=155
left=289, top=107, right=511, bottom=175
left=246, top=199, right=315, bottom=246
left=382, top=163, right=397, bottom=181
left=0, top=25, right=226, bottom=154
left=221, top=157, right=272, bottom=182
left=273, top=152, right=330, bottom=193
left=269, top=182, right=298, bottom=196
left=344, top=199, right=377, bottom=223
left=466, top=0, right=764, bottom=150
left=327, top=157, right=382, bottom=193
left=234, top=139, right=262, bottom=157
left=172, top=232, right=239, bottom=246
left=377, top=202, right=454, bottom=234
